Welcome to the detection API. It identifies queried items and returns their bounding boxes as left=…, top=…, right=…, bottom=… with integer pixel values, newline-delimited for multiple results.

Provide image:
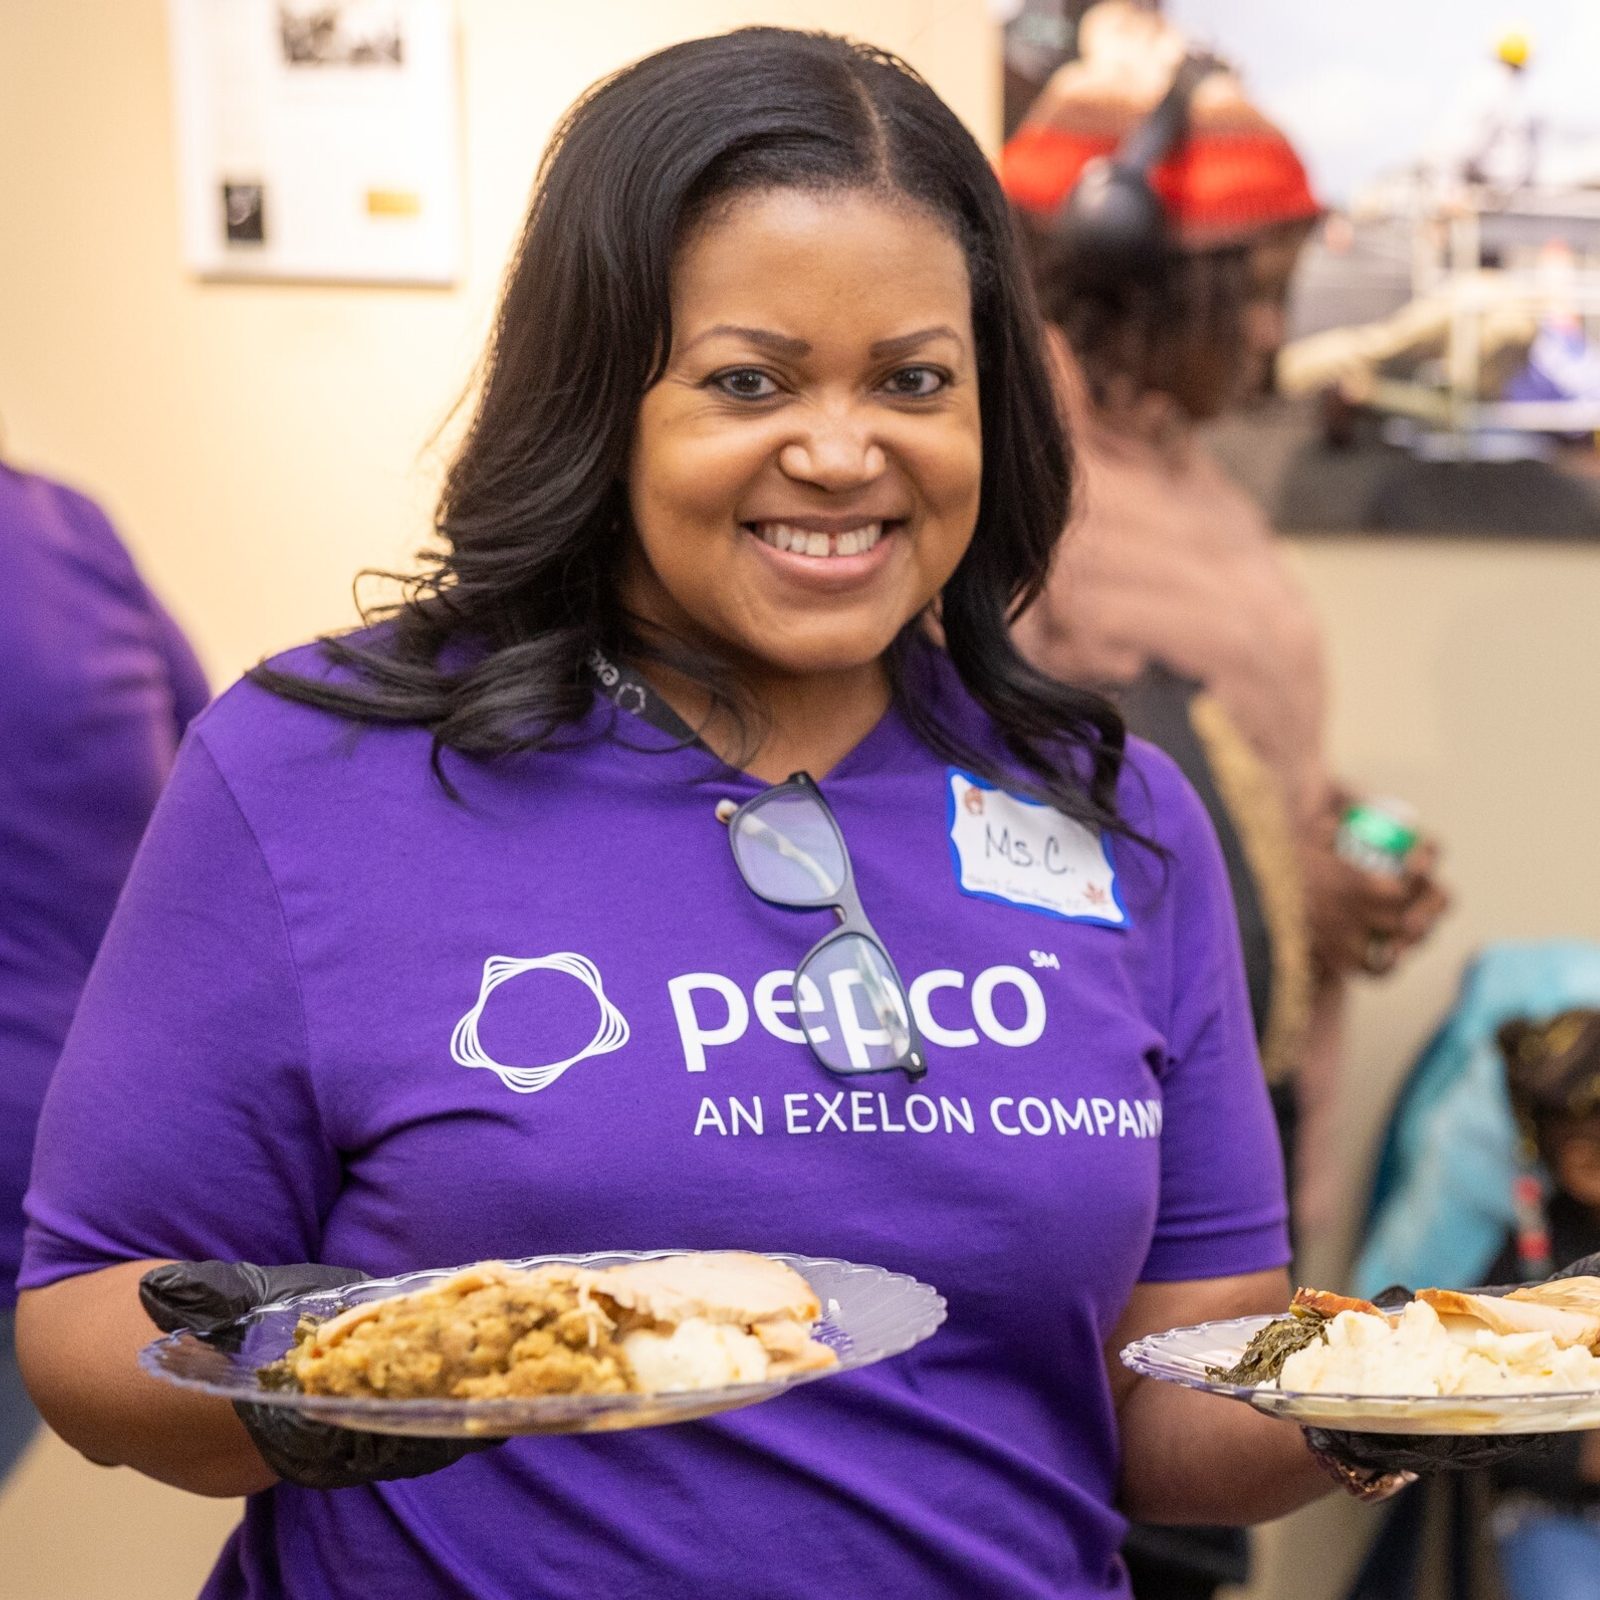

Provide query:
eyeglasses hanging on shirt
left=588, top=650, right=928, bottom=1082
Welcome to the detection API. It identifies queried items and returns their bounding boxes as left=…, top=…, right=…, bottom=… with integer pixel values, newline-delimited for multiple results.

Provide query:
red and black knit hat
left=1000, top=1, right=1320, bottom=251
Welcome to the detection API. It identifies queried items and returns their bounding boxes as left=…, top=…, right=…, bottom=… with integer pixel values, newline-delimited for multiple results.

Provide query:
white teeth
left=750, top=521, right=886, bottom=558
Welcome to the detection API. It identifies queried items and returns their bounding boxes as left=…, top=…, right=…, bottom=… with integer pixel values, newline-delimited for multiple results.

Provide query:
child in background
left=1490, top=1009, right=1600, bottom=1600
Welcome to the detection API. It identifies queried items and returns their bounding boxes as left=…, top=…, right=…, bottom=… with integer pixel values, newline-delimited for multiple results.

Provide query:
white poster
left=168, top=0, right=462, bottom=285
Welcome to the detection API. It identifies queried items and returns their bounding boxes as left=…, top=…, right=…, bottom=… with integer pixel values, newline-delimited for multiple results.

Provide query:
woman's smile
left=746, top=517, right=889, bottom=559
left=742, top=513, right=908, bottom=590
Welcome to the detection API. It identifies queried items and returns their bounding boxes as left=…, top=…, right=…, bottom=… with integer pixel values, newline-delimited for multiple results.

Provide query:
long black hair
left=253, top=27, right=1130, bottom=833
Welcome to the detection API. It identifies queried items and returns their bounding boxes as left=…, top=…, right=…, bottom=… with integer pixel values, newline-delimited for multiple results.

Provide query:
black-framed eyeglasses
left=725, top=772, right=927, bottom=1082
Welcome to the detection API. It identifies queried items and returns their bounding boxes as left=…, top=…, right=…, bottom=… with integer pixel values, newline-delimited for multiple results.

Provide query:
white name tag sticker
left=946, top=770, right=1126, bottom=926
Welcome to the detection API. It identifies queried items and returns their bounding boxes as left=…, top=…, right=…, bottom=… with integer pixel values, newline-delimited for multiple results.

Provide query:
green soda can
left=1336, top=798, right=1419, bottom=876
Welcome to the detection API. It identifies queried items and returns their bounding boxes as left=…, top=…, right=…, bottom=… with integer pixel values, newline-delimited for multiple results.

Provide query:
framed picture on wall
left=167, top=0, right=462, bottom=285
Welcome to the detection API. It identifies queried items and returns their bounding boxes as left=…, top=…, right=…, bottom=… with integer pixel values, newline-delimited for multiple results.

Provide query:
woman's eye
left=711, top=368, right=780, bottom=400
left=883, top=366, right=947, bottom=398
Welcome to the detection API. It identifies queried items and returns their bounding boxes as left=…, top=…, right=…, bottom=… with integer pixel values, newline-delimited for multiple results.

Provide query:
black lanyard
left=585, top=647, right=705, bottom=746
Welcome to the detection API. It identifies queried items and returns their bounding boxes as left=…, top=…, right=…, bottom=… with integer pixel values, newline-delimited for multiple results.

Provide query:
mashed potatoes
left=1278, top=1300, right=1600, bottom=1396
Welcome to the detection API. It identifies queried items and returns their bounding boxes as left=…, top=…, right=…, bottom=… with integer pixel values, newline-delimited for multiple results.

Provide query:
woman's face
left=625, top=187, right=982, bottom=683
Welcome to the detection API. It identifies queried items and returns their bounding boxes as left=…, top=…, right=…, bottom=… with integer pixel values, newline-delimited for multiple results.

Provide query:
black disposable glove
left=1306, top=1282, right=1551, bottom=1478
left=141, top=1260, right=500, bottom=1491
left=1549, top=1251, right=1600, bottom=1281
left=1305, top=1424, right=1551, bottom=1476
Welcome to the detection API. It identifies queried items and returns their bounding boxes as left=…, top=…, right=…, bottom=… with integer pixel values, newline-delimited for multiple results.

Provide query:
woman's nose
left=778, top=406, right=887, bottom=490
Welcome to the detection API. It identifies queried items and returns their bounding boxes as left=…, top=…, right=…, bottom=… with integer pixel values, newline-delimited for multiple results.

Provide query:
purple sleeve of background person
left=0, top=465, right=208, bottom=1303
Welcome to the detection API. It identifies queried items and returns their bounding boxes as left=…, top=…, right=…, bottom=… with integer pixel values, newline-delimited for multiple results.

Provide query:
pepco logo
left=667, top=963, right=1047, bottom=1073
left=451, top=952, right=629, bottom=1094
left=452, top=953, right=1049, bottom=1093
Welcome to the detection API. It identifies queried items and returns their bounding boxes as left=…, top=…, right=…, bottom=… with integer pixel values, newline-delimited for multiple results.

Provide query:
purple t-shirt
left=1, top=464, right=207, bottom=1304
left=22, top=640, right=1286, bottom=1599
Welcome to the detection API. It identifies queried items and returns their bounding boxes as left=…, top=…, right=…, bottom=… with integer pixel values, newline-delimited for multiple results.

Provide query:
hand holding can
left=1335, top=798, right=1420, bottom=878
left=1311, top=797, right=1448, bottom=976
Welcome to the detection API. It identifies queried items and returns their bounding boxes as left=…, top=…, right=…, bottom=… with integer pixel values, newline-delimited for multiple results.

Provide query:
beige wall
left=1292, top=532, right=1600, bottom=1270
left=0, top=2, right=999, bottom=1595
left=0, top=0, right=1001, bottom=687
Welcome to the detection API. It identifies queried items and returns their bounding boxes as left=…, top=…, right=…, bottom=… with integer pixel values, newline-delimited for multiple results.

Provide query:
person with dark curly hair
left=1005, top=4, right=1450, bottom=1240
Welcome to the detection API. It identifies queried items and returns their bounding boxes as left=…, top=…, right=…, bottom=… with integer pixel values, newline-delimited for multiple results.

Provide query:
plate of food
left=139, top=1249, right=945, bottom=1437
left=1121, top=1278, right=1600, bottom=1434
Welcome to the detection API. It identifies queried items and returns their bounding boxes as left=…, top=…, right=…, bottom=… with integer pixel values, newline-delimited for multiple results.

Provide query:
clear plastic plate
left=139, top=1250, right=946, bottom=1438
left=1122, top=1314, right=1600, bottom=1435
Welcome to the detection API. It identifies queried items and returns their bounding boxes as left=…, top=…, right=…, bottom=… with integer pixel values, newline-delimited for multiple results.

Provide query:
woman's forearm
left=16, top=1261, right=277, bottom=1497
left=1109, top=1268, right=1335, bottom=1525
left=1116, top=1373, right=1330, bottom=1524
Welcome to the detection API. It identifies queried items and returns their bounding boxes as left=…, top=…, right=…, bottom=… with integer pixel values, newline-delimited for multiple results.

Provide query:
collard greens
left=1206, top=1305, right=1328, bottom=1386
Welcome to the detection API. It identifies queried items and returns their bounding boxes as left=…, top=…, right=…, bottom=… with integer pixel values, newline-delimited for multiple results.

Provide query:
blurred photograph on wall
left=168, top=0, right=460, bottom=284
left=1161, top=0, right=1600, bottom=538
left=278, top=1, right=406, bottom=68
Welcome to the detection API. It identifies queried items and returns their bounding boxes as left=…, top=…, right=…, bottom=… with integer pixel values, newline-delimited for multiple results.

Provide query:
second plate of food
left=140, top=1249, right=946, bottom=1438
left=1122, top=1278, right=1600, bottom=1435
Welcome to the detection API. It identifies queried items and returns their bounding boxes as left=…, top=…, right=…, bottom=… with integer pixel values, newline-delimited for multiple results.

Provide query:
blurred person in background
left=1002, top=5, right=1450, bottom=1595
left=0, top=457, right=208, bottom=1482
left=1004, top=0, right=1449, bottom=1230
left=1488, top=1009, right=1600, bottom=1600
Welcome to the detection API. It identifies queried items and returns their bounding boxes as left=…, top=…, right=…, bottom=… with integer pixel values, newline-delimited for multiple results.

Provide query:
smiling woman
left=14, top=27, right=1379, bottom=1600
left=246, top=26, right=1125, bottom=824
